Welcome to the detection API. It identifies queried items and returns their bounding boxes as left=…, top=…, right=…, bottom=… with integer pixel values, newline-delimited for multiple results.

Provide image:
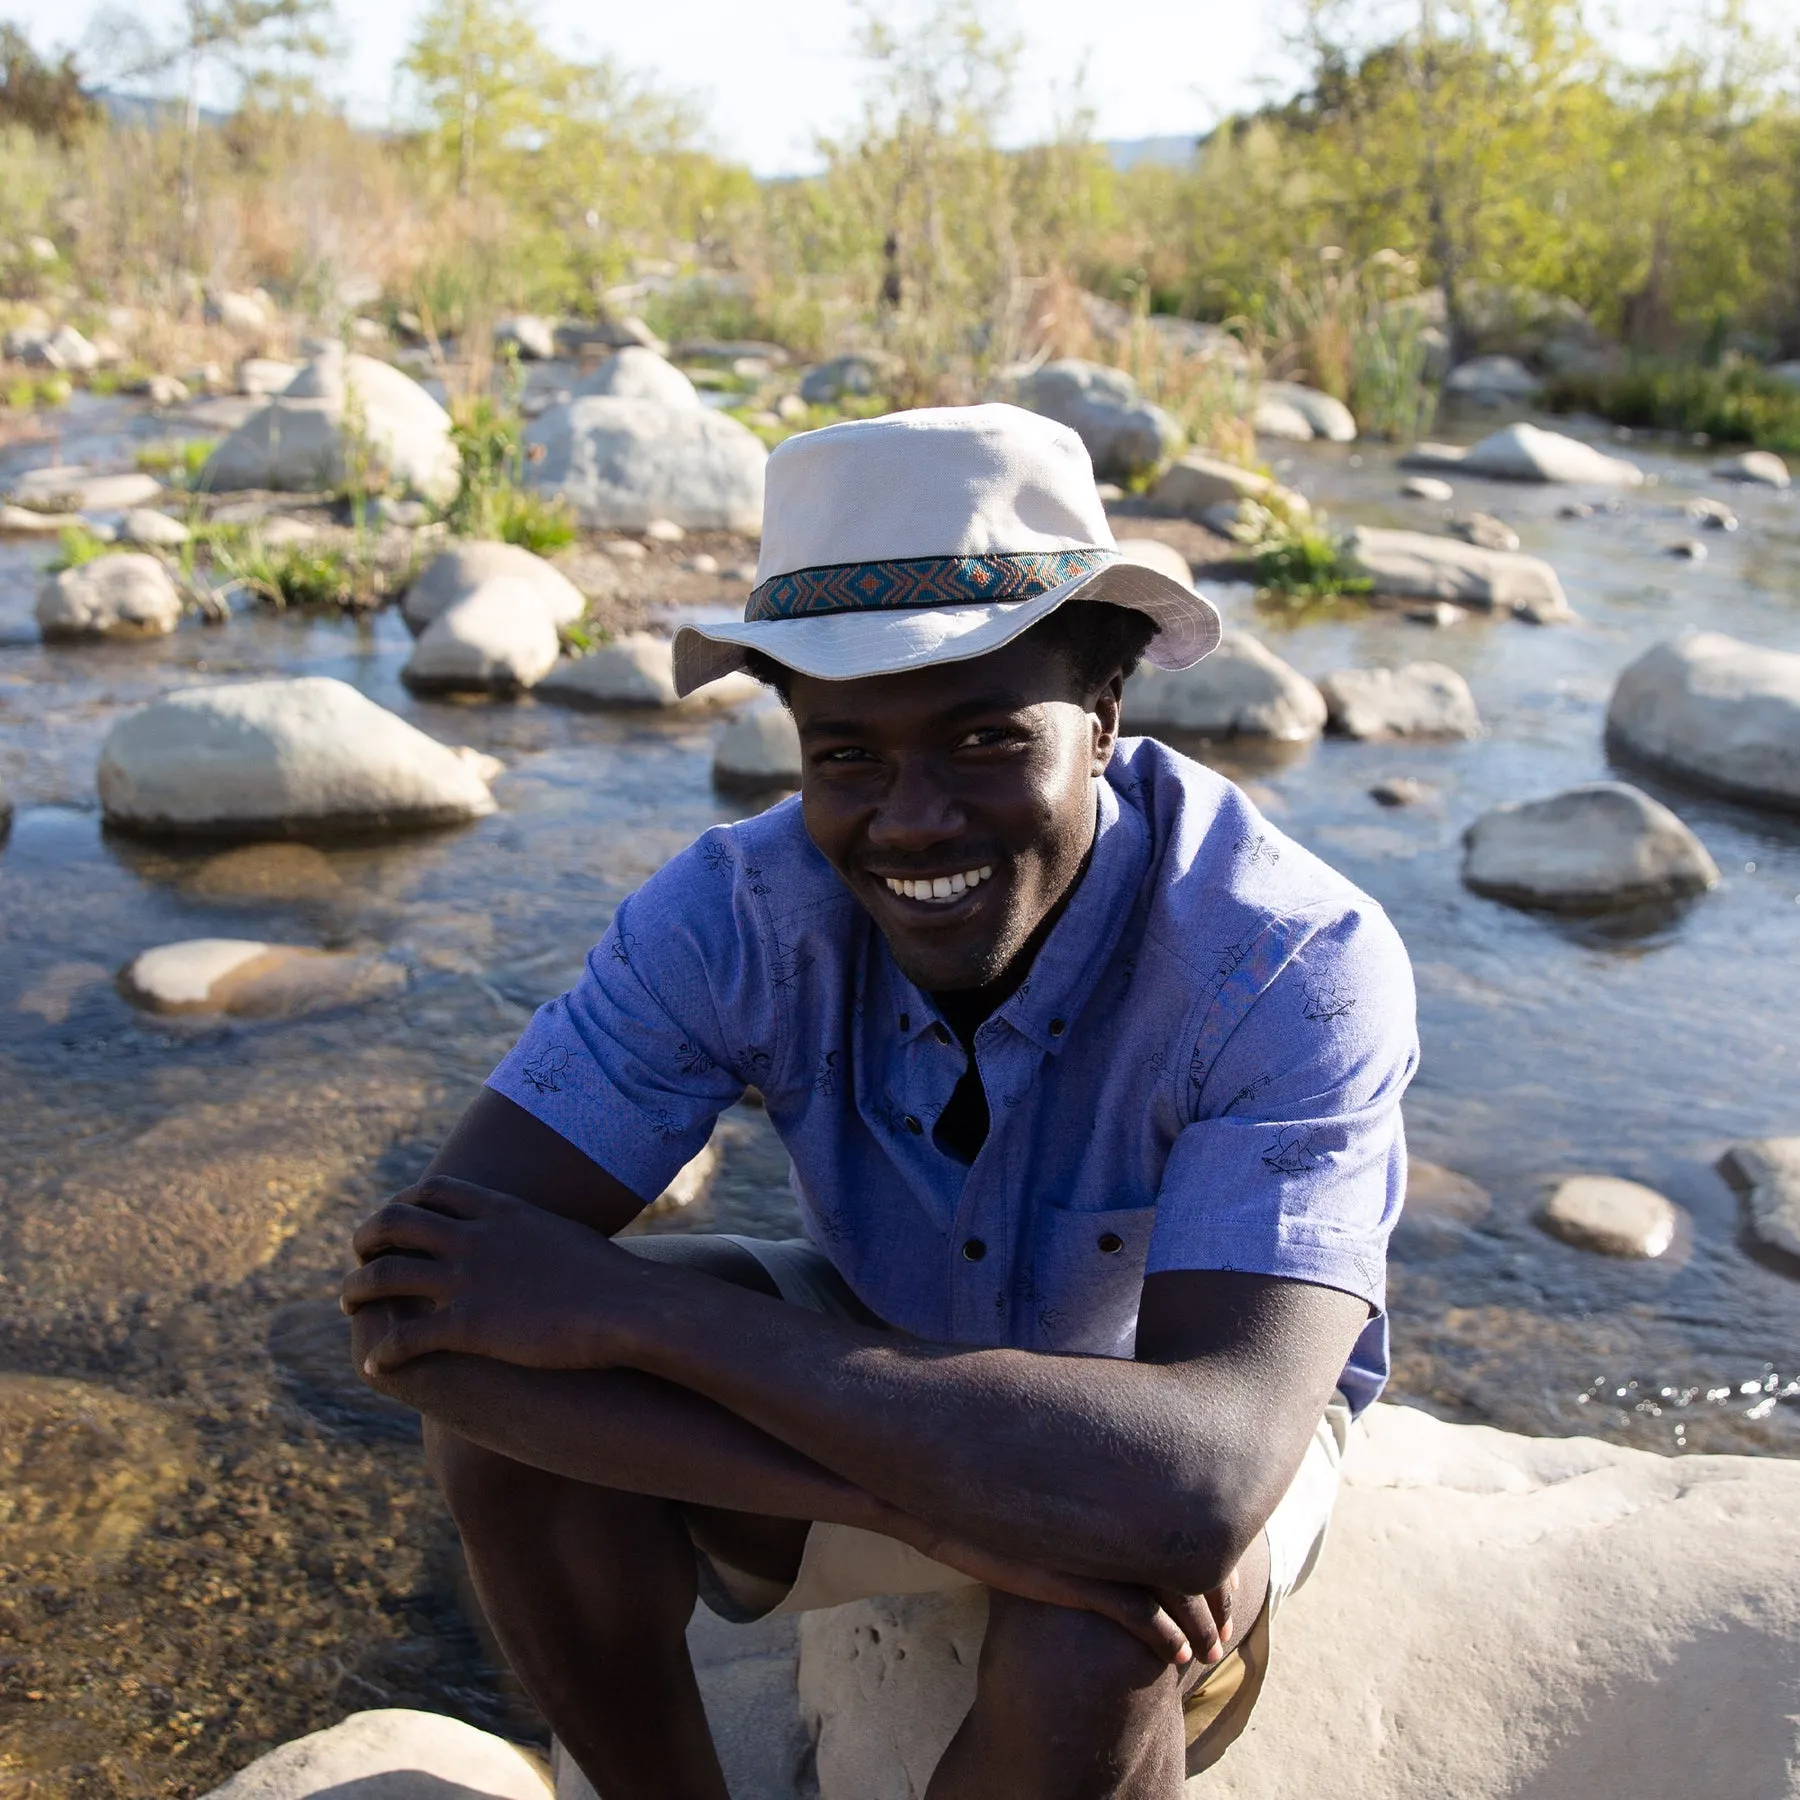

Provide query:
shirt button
left=1049, top=1017, right=1067, bottom=1037
left=1097, top=1232, right=1123, bottom=1255
left=904, top=1114, right=923, bottom=1135
left=932, top=1023, right=952, bottom=1045
left=962, top=1238, right=987, bottom=1261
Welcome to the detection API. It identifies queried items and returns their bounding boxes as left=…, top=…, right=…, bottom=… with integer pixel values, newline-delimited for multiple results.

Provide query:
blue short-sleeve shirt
left=491, top=737, right=1418, bottom=1415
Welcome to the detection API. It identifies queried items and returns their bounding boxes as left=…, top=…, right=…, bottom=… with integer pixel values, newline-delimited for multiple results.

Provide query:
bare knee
left=425, top=1421, right=559, bottom=1531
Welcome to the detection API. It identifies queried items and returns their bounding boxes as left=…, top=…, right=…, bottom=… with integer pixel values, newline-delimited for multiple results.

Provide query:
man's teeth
left=884, top=866, right=995, bottom=904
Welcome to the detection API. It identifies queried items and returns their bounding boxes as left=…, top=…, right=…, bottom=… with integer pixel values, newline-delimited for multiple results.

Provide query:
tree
left=0, top=25, right=97, bottom=143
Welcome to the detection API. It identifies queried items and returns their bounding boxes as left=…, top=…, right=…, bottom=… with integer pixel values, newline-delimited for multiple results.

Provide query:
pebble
left=120, top=939, right=407, bottom=1018
left=1401, top=476, right=1454, bottom=502
left=1684, top=498, right=1738, bottom=531
left=603, top=537, right=648, bottom=561
left=1718, top=1138, right=1800, bottom=1261
left=1406, top=1160, right=1492, bottom=1223
left=1557, top=501, right=1596, bottom=520
left=687, top=552, right=720, bottom=575
left=1540, top=1175, right=1677, bottom=1258
left=644, top=518, right=686, bottom=543
left=1370, top=777, right=1433, bottom=808
left=1406, top=602, right=1466, bottom=627
left=1449, top=512, right=1520, bottom=553
left=1666, top=538, right=1707, bottom=561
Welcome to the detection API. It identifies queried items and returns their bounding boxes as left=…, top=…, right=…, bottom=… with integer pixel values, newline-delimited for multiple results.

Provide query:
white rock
left=1401, top=476, right=1454, bottom=502
left=199, top=1709, right=551, bottom=1800
left=1449, top=511, right=1521, bottom=552
left=1013, top=360, right=1180, bottom=480
left=1667, top=536, right=1707, bottom=561
left=402, top=583, right=563, bottom=692
left=1444, top=354, right=1542, bottom=399
left=537, top=634, right=761, bottom=711
left=1113, top=537, right=1193, bottom=589
left=145, top=373, right=189, bottom=408
left=98, top=677, right=502, bottom=837
left=121, top=939, right=406, bottom=1017
left=1683, top=497, right=1737, bottom=530
left=1719, top=1137, right=1800, bottom=1260
left=121, top=509, right=191, bottom=548
left=37, top=554, right=183, bottom=640
left=1712, top=450, right=1789, bottom=488
left=9, top=467, right=162, bottom=512
left=1405, top=1160, right=1490, bottom=1222
left=1253, top=392, right=1319, bottom=441
left=714, top=704, right=803, bottom=787
left=644, top=517, right=686, bottom=543
left=495, top=315, right=558, bottom=361
left=205, top=290, right=269, bottom=335
left=237, top=357, right=300, bottom=397
left=1124, top=631, right=1327, bottom=742
left=46, top=325, right=101, bottom=373
left=1541, top=1176, right=1678, bottom=1258
left=1319, top=663, right=1481, bottom=739
left=525, top=397, right=767, bottom=533
left=0, top=503, right=80, bottom=535
left=402, top=542, right=586, bottom=632
left=1404, top=422, right=1644, bottom=486
left=800, top=1405, right=1800, bottom=1800
left=573, top=347, right=702, bottom=409
left=1606, top=632, right=1800, bottom=811
left=203, top=346, right=459, bottom=503
left=1461, top=781, right=1719, bottom=911
left=1346, top=527, right=1570, bottom=622
left=5, top=324, right=59, bottom=366
left=1148, top=455, right=1309, bottom=521
left=1262, top=382, right=1357, bottom=442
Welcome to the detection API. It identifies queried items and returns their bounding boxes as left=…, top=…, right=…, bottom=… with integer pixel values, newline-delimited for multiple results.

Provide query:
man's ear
left=1089, top=672, right=1124, bottom=773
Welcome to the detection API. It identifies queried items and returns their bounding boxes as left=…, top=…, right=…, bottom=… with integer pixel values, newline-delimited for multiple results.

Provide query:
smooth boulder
left=1258, top=381, right=1357, bottom=442
left=573, top=346, right=702, bottom=409
left=203, top=346, right=459, bottom=503
left=537, top=634, right=761, bottom=710
left=1403, top=422, right=1644, bottom=487
left=121, top=940, right=406, bottom=1017
left=797, top=1404, right=1800, bottom=1800
left=37, top=553, right=183, bottom=640
left=9, top=466, right=162, bottom=511
left=714, top=704, right=802, bottom=787
left=402, top=541, right=586, bottom=632
left=525, top=397, right=767, bottom=533
left=402, top=582, right=563, bottom=692
left=1401, top=476, right=1453, bottom=502
left=800, top=353, right=899, bottom=405
left=1719, top=1138, right=1800, bottom=1261
left=1125, top=631, right=1326, bottom=742
left=1461, top=781, right=1719, bottom=911
left=120, top=508, right=191, bottom=548
left=1148, top=455, right=1309, bottom=522
left=1540, top=1176, right=1678, bottom=1258
left=98, top=677, right=503, bottom=837
left=1113, top=537, right=1194, bottom=589
left=1319, top=663, right=1481, bottom=739
left=1712, top=450, right=1789, bottom=488
left=495, top=314, right=557, bottom=360
left=1605, top=632, right=1800, bottom=811
left=1444, top=355, right=1542, bottom=400
left=1013, top=360, right=1179, bottom=480
left=1346, top=527, right=1570, bottom=622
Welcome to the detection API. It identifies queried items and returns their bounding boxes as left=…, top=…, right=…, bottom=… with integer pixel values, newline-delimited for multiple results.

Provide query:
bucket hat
left=671, top=403, right=1221, bottom=697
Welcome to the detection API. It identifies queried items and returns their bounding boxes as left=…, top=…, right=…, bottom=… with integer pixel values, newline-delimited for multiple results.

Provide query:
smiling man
left=343, top=406, right=1418, bottom=1800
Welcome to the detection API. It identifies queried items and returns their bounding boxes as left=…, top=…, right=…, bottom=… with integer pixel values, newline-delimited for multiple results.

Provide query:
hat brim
left=672, top=562, right=1220, bottom=698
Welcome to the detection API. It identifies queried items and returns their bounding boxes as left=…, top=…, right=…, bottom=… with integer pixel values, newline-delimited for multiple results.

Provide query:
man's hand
left=342, top=1175, right=643, bottom=1374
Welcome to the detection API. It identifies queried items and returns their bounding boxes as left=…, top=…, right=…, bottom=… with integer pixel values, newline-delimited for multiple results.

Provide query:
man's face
left=789, top=635, right=1121, bottom=993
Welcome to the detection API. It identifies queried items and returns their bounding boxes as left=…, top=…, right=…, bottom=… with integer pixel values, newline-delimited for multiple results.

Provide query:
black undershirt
left=929, top=989, right=995, bottom=1164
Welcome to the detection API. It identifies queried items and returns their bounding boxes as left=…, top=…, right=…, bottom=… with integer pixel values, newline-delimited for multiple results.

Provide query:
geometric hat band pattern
left=746, top=547, right=1120, bottom=622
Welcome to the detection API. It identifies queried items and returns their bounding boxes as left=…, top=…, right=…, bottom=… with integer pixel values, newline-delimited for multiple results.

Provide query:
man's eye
left=818, top=745, right=873, bottom=763
left=958, top=726, right=1020, bottom=750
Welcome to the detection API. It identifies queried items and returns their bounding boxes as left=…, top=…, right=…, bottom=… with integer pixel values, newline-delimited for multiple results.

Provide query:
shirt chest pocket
left=1028, top=1201, right=1159, bottom=1357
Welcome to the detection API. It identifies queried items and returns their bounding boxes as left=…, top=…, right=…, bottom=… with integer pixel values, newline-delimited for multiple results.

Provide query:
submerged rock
left=121, top=939, right=406, bottom=1017
left=1606, top=633, right=1800, bottom=812
left=1369, top=776, right=1434, bottom=808
left=1405, top=1160, right=1491, bottom=1223
left=573, top=346, right=702, bottom=408
left=1319, top=663, right=1481, bottom=739
left=537, top=634, right=761, bottom=710
left=1011, top=360, right=1179, bottom=480
left=37, top=553, right=184, bottom=640
left=1461, top=780, right=1719, bottom=911
left=714, top=703, right=803, bottom=787
left=1541, top=1175, right=1678, bottom=1258
left=1403, top=421, right=1644, bottom=486
left=402, top=541, right=586, bottom=633
left=98, top=677, right=503, bottom=837
left=1346, top=526, right=1570, bottom=622
left=1124, top=631, right=1326, bottom=742
left=1718, top=1138, right=1800, bottom=1261
left=402, top=581, right=563, bottom=692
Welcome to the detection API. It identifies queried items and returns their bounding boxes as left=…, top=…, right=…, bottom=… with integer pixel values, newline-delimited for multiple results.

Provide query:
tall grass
left=1545, top=356, right=1800, bottom=454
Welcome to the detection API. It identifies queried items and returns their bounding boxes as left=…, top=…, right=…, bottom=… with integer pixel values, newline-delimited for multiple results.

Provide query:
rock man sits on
left=344, top=405, right=1418, bottom=1799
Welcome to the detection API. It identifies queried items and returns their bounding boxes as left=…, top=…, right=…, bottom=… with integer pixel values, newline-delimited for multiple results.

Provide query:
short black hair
left=743, top=601, right=1155, bottom=707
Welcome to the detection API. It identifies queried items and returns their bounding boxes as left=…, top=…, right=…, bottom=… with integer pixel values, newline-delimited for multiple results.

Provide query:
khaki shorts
left=621, top=1232, right=1351, bottom=1775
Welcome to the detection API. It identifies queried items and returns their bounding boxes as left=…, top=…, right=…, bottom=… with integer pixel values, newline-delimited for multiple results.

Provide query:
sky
left=2, top=0, right=1792, bottom=176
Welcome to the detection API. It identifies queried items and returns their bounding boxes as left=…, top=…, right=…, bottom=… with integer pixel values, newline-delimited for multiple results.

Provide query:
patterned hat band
left=745, top=547, right=1120, bottom=623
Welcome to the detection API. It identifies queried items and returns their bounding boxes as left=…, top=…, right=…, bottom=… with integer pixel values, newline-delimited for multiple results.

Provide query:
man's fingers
left=359, top=1308, right=457, bottom=1377
left=342, top=1253, right=454, bottom=1313
left=400, top=1174, right=505, bottom=1219
left=1159, top=1590, right=1224, bottom=1666
left=352, top=1201, right=462, bottom=1264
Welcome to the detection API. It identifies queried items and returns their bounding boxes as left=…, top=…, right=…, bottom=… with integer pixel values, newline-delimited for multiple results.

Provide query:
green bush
left=46, top=523, right=113, bottom=571
left=1544, top=358, right=1800, bottom=455
left=1232, top=498, right=1372, bottom=605
left=136, top=438, right=220, bottom=487
left=441, top=385, right=576, bottom=551
left=219, top=539, right=368, bottom=610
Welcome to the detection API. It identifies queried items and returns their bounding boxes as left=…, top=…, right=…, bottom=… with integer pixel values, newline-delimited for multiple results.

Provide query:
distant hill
left=1103, top=135, right=1199, bottom=171
left=92, top=87, right=230, bottom=130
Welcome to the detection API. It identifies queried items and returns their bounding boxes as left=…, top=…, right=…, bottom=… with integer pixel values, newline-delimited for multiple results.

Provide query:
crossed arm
left=345, top=1089, right=1366, bottom=1653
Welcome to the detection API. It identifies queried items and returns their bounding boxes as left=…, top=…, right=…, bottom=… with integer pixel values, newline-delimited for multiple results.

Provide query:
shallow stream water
left=2, top=396, right=1798, bottom=1794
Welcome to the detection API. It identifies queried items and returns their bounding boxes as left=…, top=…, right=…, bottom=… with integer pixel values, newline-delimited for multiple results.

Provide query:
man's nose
left=865, top=756, right=965, bottom=850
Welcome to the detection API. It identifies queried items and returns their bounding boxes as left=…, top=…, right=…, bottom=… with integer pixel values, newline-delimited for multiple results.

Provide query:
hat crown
left=755, top=404, right=1116, bottom=586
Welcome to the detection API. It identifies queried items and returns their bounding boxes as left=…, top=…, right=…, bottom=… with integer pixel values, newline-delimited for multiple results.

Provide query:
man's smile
left=876, top=863, right=997, bottom=906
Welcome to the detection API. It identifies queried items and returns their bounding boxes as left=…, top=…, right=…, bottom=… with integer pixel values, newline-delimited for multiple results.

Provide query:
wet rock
left=495, top=314, right=558, bottom=360
left=0, top=502, right=79, bottom=534
left=145, top=372, right=189, bottom=407
left=402, top=582, right=564, bottom=692
left=1666, top=537, right=1707, bottom=561
left=1606, top=633, right=1800, bottom=811
left=0, top=1375, right=192, bottom=1564
left=714, top=703, right=803, bottom=788
left=121, top=939, right=406, bottom=1017
left=1147, top=454, right=1309, bottom=522
left=1011, top=360, right=1180, bottom=480
left=1406, top=602, right=1466, bottom=628
left=1403, top=422, right=1644, bottom=486
left=1718, top=1138, right=1800, bottom=1261
left=537, top=634, right=761, bottom=710
left=800, top=352, right=900, bottom=405
left=237, top=357, right=300, bottom=397
left=9, top=466, right=162, bottom=511
left=525, top=396, right=767, bottom=532
left=1254, top=392, right=1320, bottom=442
left=1461, top=781, right=1719, bottom=911
left=1541, top=1175, right=1677, bottom=1258
left=1260, top=382, right=1357, bottom=442
left=37, top=553, right=184, bottom=640
left=644, top=517, right=686, bottom=543
left=1449, top=511, right=1520, bottom=552
left=1406, top=1160, right=1491, bottom=1222
left=99, top=676, right=503, bottom=837
left=203, top=346, right=460, bottom=504
left=199, top=1709, right=553, bottom=1800
left=799, top=1405, right=1800, bottom=1800
left=1401, top=476, right=1454, bottom=502
left=1114, top=537, right=1193, bottom=588
left=402, top=541, right=587, bottom=632
left=1443, top=354, right=1542, bottom=400
left=186, top=842, right=344, bottom=902
left=1712, top=450, right=1789, bottom=488
left=1369, top=777, right=1433, bottom=808
left=1557, top=500, right=1596, bottom=520
left=121, top=507, right=191, bottom=548
left=1319, top=663, right=1481, bottom=739
left=1683, top=497, right=1738, bottom=531
left=573, top=346, right=702, bottom=409
left=1346, top=526, right=1570, bottom=621
left=1124, top=631, right=1327, bottom=742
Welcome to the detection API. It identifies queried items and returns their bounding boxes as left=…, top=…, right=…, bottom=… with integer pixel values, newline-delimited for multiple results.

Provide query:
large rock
left=1124, top=631, right=1327, bottom=742
left=1461, top=781, right=1720, bottom=911
left=9, top=466, right=162, bottom=511
left=37, top=553, right=184, bottom=640
left=1605, top=632, right=1800, bottom=812
left=1444, top=355, right=1542, bottom=400
left=797, top=1405, right=1800, bottom=1800
left=1012, top=360, right=1180, bottom=480
left=525, top=397, right=767, bottom=532
left=202, top=346, right=459, bottom=503
left=573, top=346, right=702, bottom=409
left=1719, top=1137, right=1800, bottom=1261
left=1403, top=422, right=1644, bottom=487
left=537, top=634, right=761, bottom=711
left=199, top=1709, right=552, bottom=1800
left=121, top=508, right=191, bottom=548
left=1319, top=663, right=1481, bottom=739
left=800, top=353, right=900, bottom=405
left=1113, top=537, right=1194, bottom=589
left=495, top=314, right=558, bottom=361
left=714, top=704, right=803, bottom=788
left=402, top=582, right=563, bottom=693
left=1258, top=382, right=1357, bottom=442
left=1346, top=527, right=1570, bottom=622
left=1146, top=454, right=1309, bottom=521
left=1712, top=450, right=1789, bottom=488
left=98, top=677, right=503, bottom=838
left=402, top=541, right=586, bottom=632
left=121, top=939, right=406, bottom=1017
left=237, top=357, right=301, bottom=397
left=1540, top=1175, right=1678, bottom=1258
